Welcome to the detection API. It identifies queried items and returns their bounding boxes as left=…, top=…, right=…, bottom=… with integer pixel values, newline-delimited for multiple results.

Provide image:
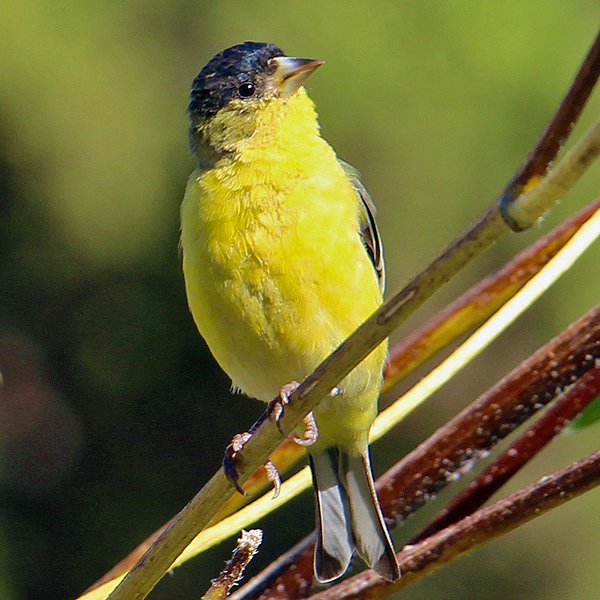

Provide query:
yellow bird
left=181, top=42, right=399, bottom=583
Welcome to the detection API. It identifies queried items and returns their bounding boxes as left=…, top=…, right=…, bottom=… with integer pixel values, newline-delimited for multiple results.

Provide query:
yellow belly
left=181, top=124, right=386, bottom=447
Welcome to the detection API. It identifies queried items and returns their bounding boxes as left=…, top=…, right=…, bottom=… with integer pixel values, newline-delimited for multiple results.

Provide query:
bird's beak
left=269, top=56, right=324, bottom=98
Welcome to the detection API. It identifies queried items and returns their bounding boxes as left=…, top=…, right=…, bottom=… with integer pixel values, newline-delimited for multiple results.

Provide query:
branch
left=229, top=302, right=600, bottom=600
left=412, top=361, right=600, bottom=542
left=308, top=450, right=600, bottom=600
left=201, top=530, right=263, bottom=600
left=86, top=195, right=600, bottom=599
left=378, top=303, right=600, bottom=524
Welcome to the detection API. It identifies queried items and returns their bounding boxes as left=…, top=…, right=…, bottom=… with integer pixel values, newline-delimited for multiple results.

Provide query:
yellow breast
left=181, top=89, right=386, bottom=442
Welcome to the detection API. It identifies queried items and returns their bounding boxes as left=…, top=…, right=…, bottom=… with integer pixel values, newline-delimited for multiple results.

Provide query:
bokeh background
left=1, top=1, right=600, bottom=599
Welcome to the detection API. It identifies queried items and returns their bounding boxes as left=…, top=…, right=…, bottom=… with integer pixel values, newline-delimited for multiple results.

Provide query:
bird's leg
left=267, top=381, right=320, bottom=447
left=224, top=380, right=334, bottom=496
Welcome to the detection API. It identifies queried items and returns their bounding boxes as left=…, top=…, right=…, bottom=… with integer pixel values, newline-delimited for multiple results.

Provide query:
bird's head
left=188, top=42, right=323, bottom=165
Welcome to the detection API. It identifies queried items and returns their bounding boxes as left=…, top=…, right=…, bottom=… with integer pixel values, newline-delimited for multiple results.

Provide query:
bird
left=180, top=41, right=399, bottom=583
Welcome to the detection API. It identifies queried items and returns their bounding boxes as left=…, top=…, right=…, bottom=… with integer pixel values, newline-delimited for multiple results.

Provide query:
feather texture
left=310, top=448, right=399, bottom=582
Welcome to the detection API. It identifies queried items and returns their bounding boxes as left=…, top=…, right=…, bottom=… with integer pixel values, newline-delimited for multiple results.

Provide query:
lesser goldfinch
left=181, top=42, right=399, bottom=583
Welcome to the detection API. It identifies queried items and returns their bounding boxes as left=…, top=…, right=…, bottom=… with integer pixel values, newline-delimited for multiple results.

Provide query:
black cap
left=189, top=42, right=285, bottom=120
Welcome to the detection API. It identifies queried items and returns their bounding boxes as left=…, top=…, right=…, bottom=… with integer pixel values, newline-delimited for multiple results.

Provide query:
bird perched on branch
left=181, top=41, right=399, bottom=583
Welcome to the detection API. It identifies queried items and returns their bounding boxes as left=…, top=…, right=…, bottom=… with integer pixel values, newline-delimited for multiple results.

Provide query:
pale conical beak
left=268, top=56, right=324, bottom=98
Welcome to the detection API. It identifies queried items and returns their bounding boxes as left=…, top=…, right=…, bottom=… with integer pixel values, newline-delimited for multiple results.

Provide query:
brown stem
left=412, top=362, right=600, bottom=543
left=235, top=304, right=600, bottom=600
left=378, top=304, right=600, bottom=523
left=308, top=450, right=600, bottom=600
left=501, top=26, right=600, bottom=228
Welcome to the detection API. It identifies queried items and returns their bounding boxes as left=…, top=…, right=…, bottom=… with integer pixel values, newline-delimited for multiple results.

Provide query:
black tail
left=309, top=447, right=400, bottom=583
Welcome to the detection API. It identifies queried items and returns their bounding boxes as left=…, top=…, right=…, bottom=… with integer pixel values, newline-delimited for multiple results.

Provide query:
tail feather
left=309, top=447, right=400, bottom=583
left=341, top=453, right=400, bottom=582
left=310, top=450, right=353, bottom=582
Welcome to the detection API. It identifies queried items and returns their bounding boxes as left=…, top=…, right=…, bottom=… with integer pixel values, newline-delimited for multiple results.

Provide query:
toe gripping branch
left=223, top=381, right=321, bottom=498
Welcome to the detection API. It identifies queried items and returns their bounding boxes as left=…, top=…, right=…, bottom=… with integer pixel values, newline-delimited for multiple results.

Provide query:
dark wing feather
left=338, top=160, right=385, bottom=290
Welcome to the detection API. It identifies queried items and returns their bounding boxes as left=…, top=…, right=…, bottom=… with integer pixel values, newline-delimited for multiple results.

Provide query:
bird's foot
left=267, top=381, right=300, bottom=432
left=224, top=433, right=282, bottom=498
left=293, top=412, right=319, bottom=447
left=267, top=381, right=319, bottom=447
left=263, top=460, right=282, bottom=498
left=223, top=432, right=252, bottom=496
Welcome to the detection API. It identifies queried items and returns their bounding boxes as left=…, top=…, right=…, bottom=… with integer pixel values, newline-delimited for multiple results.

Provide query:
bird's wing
left=338, top=160, right=385, bottom=290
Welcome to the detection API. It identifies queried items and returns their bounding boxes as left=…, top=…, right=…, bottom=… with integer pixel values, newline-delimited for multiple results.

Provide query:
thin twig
left=201, top=530, right=263, bottom=600
left=503, top=119, right=600, bottom=230
left=502, top=28, right=600, bottom=207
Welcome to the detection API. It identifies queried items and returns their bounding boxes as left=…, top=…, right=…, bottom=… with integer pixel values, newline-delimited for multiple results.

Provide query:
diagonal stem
left=308, top=450, right=600, bottom=600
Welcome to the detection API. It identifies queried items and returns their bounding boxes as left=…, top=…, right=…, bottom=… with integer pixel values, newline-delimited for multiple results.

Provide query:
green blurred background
left=1, top=1, right=600, bottom=599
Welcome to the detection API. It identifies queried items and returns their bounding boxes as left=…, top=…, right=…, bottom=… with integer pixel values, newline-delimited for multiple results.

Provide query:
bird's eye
left=238, top=82, right=255, bottom=98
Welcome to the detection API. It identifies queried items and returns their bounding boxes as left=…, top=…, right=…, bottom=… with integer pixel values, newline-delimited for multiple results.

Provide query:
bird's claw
left=263, top=460, right=282, bottom=498
left=223, top=432, right=252, bottom=496
left=267, top=381, right=300, bottom=436
left=224, top=432, right=283, bottom=498
left=267, top=381, right=319, bottom=447
left=292, top=412, right=319, bottom=446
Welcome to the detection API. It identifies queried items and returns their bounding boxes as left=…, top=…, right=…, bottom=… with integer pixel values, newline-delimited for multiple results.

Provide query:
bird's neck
left=190, top=89, right=340, bottom=229
left=193, top=88, right=325, bottom=173
left=238, top=88, right=322, bottom=160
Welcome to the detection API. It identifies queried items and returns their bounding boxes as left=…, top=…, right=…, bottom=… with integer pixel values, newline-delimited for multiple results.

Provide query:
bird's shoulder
left=338, top=160, right=385, bottom=289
